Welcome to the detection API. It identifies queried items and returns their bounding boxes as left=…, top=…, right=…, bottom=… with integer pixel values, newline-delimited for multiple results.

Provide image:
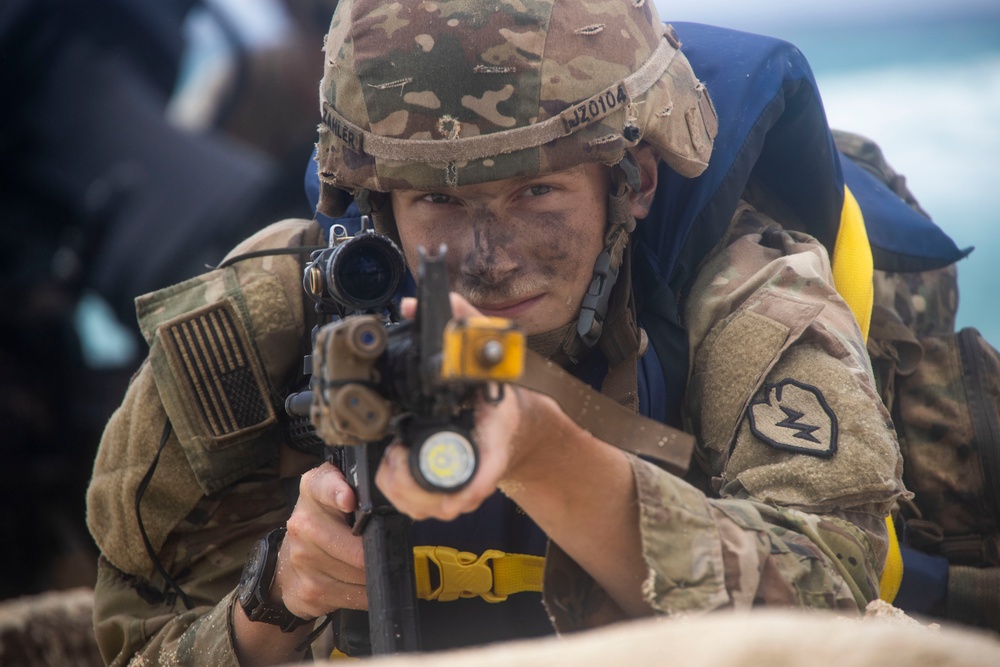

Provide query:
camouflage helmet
left=315, top=0, right=718, bottom=217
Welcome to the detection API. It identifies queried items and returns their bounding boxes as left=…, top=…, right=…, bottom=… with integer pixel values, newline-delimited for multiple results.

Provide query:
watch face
left=238, top=538, right=267, bottom=608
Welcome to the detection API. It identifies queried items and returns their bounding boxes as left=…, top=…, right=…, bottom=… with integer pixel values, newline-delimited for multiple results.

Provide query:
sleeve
left=86, top=220, right=319, bottom=665
left=544, top=206, right=907, bottom=631
left=87, top=356, right=294, bottom=666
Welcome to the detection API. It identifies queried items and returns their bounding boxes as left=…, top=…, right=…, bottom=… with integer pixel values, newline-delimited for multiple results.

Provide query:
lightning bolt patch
left=776, top=406, right=822, bottom=443
left=748, top=379, right=838, bottom=458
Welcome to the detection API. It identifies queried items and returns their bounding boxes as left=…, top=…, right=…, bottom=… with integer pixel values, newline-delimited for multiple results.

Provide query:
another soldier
left=87, top=1, right=923, bottom=664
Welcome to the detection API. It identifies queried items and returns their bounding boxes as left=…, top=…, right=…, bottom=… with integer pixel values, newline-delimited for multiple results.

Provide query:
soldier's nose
left=462, top=245, right=517, bottom=284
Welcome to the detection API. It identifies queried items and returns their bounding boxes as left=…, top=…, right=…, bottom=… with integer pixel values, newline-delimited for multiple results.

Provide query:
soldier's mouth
left=473, top=294, right=545, bottom=319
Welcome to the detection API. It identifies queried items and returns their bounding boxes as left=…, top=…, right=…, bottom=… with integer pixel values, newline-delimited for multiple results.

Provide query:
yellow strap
left=831, top=186, right=873, bottom=342
left=830, top=185, right=903, bottom=602
left=328, top=647, right=355, bottom=660
left=880, top=515, right=904, bottom=602
left=328, top=547, right=543, bottom=658
left=412, top=546, right=544, bottom=603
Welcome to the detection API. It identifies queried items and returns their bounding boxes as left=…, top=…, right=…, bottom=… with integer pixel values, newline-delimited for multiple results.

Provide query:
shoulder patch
left=747, top=379, right=838, bottom=458
left=162, top=300, right=275, bottom=440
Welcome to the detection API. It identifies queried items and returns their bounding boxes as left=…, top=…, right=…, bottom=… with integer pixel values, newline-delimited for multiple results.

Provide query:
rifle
left=284, top=216, right=525, bottom=655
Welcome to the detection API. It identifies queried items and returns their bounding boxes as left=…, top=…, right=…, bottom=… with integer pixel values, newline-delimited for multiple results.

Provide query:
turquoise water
left=777, top=19, right=1000, bottom=75
left=791, top=17, right=1000, bottom=342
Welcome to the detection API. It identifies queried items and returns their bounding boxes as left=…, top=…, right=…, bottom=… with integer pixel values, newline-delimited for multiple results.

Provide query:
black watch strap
left=238, top=528, right=312, bottom=633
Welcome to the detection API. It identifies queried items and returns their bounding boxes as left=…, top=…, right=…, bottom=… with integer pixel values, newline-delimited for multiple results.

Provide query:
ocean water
left=756, top=18, right=1000, bottom=342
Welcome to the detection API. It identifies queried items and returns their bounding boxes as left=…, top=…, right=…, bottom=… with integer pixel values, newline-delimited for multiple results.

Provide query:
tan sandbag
left=308, top=605, right=1000, bottom=667
left=0, top=588, right=101, bottom=667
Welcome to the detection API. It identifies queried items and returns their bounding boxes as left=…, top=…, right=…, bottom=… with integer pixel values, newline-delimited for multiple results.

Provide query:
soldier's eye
left=526, top=185, right=552, bottom=197
left=424, top=193, right=453, bottom=204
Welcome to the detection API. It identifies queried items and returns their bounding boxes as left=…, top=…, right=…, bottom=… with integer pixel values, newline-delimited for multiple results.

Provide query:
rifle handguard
left=311, top=316, right=393, bottom=445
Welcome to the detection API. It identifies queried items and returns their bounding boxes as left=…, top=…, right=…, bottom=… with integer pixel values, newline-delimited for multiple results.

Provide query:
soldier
left=87, top=1, right=913, bottom=665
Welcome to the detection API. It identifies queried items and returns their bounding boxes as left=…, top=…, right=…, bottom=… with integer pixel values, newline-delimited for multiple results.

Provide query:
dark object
left=331, top=441, right=421, bottom=655
left=237, top=528, right=312, bottom=632
left=1, top=0, right=320, bottom=600
left=304, top=225, right=407, bottom=314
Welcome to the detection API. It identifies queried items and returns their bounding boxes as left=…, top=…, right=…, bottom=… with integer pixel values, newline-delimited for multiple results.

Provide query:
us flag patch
left=164, top=302, right=273, bottom=439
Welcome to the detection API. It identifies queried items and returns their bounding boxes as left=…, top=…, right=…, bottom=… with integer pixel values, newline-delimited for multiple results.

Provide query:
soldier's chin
left=524, top=313, right=581, bottom=355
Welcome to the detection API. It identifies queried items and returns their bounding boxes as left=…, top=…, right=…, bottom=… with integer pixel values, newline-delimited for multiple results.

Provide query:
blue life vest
left=303, top=20, right=964, bottom=645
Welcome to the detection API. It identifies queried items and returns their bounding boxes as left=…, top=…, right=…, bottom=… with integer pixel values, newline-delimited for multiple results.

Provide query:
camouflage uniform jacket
left=87, top=207, right=905, bottom=664
left=545, top=205, right=904, bottom=630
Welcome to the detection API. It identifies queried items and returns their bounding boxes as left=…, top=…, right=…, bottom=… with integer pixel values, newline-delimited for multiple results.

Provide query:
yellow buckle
left=413, top=546, right=508, bottom=602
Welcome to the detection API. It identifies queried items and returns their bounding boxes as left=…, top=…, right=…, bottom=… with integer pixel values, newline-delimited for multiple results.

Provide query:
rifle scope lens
left=326, top=233, right=405, bottom=310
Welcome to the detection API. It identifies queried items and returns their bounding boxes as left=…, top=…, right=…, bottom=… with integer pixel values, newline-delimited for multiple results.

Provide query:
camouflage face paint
left=391, top=163, right=609, bottom=335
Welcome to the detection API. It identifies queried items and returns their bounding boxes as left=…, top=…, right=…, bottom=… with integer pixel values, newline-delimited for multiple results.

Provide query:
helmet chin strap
left=354, top=189, right=401, bottom=246
left=527, top=245, right=643, bottom=414
left=565, top=153, right=642, bottom=359
left=537, top=152, right=645, bottom=412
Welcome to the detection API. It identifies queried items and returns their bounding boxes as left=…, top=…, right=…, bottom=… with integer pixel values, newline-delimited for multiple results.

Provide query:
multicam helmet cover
left=315, top=0, right=718, bottom=217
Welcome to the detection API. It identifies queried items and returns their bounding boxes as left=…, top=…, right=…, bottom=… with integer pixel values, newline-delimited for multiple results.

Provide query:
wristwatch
left=237, top=527, right=312, bottom=632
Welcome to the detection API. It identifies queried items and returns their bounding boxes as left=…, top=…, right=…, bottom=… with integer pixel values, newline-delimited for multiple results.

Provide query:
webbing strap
left=517, top=351, right=694, bottom=475
left=830, top=185, right=903, bottom=603
left=412, top=546, right=544, bottom=603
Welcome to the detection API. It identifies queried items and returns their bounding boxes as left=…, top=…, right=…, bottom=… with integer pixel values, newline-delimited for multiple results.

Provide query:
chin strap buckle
left=577, top=248, right=618, bottom=348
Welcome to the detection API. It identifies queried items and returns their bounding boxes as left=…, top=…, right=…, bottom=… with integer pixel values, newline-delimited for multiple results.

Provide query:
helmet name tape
left=561, top=84, right=628, bottom=133
left=322, top=106, right=363, bottom=154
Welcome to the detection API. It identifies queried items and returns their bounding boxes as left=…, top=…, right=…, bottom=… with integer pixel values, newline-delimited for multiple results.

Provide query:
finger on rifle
left=275, top=548, right=369, bottom=616
left=285, top=499, right=366, bottom=575
left=299, top=463, right=357, bottom=515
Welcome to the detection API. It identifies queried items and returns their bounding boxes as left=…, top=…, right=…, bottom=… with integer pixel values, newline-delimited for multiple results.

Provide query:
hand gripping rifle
left=284, top=216, right=525, bottom=655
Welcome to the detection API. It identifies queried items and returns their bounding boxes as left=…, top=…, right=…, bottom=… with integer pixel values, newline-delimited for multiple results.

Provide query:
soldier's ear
left=627, top=144, right=659, bottom=220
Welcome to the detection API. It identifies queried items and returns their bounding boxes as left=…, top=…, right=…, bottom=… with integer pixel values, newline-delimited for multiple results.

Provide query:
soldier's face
left=391, top=163, right=612, bottom=336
